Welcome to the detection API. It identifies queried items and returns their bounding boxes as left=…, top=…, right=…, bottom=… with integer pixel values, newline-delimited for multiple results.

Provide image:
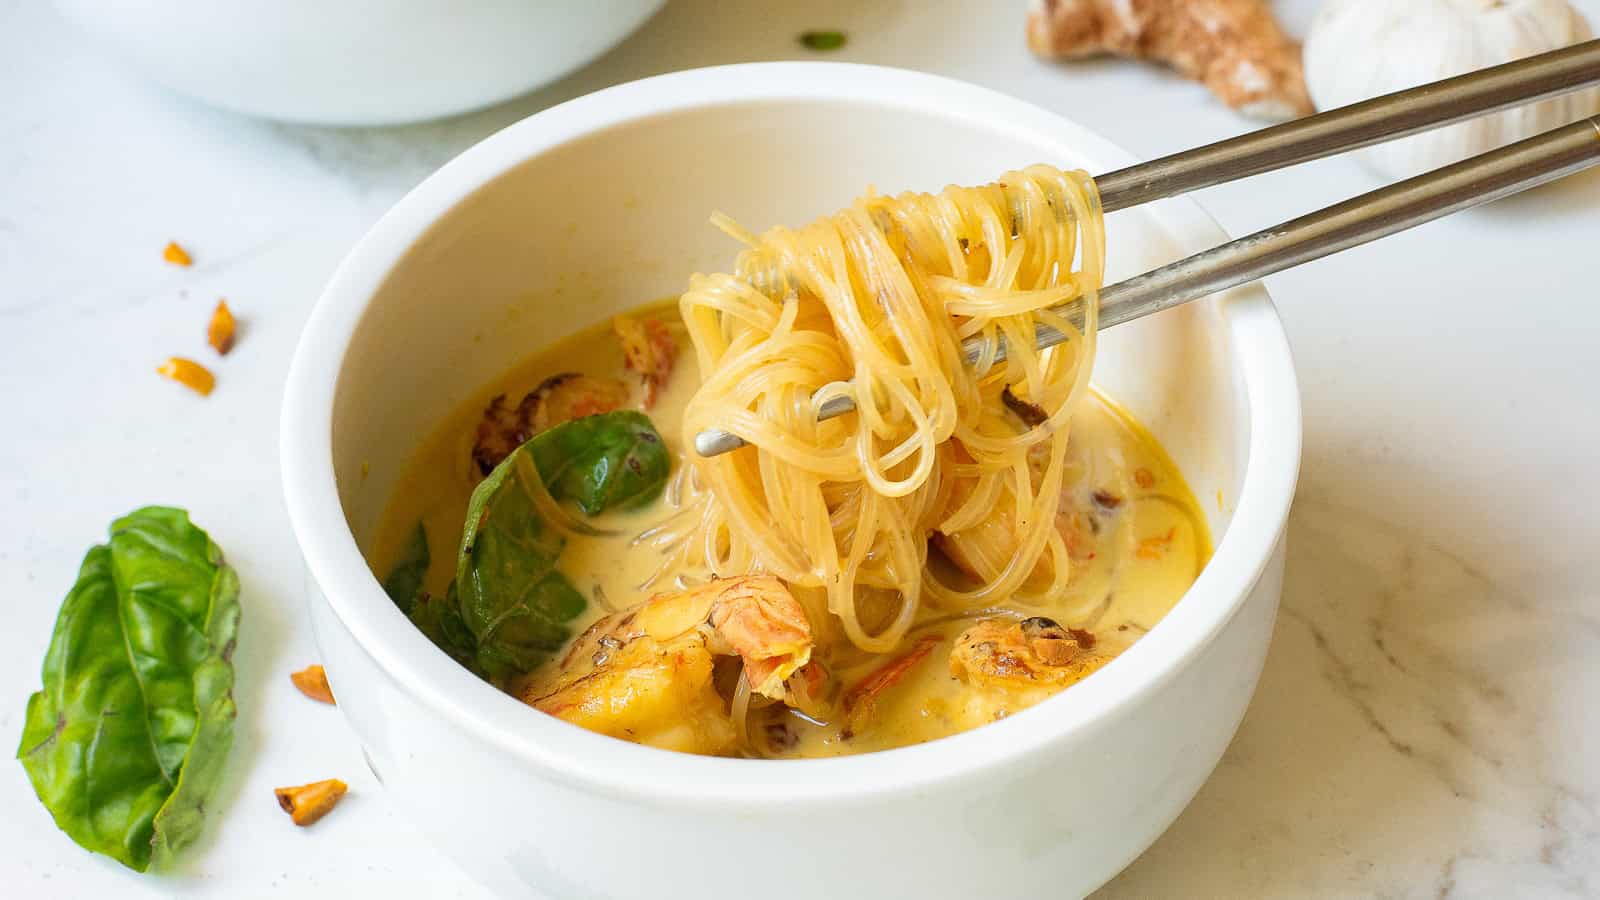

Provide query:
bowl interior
left=334, top=98, right=1244, bottom=565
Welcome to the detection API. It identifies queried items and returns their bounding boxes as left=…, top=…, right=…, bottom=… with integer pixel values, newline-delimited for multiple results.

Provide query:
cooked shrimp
left=936, top=479, right=1114, bottom=582
left=612, top=315, right=677, bottom=408
left=946, top=617, right=1113, bottom=726
left=935, top=501, right=1031, bottom=584
left=472, top=373, right=629, bottom=474
left=519, top=575, right=812, bottom=755
left=526, top=372, right=630, bottom=433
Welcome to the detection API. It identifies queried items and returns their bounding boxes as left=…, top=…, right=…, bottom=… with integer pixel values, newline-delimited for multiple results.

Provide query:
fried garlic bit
left=1026, top=0, right=1312, bottom=120
left=275, top=779, right=348, bottom=826
left=156, top=356, right=216, bottom=396
left=207, top=300, right=237, bottom=355
left=290, top=664, right=335, bottom=704
left=163, top=241, right=193, bottom=267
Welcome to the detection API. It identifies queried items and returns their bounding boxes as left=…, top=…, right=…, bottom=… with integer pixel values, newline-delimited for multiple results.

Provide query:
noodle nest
left=670, top=165, right=1106, bottom=653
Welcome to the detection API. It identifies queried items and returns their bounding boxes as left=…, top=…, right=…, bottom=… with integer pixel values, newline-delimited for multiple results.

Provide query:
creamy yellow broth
left=369, top=304, right=1210, bottom=757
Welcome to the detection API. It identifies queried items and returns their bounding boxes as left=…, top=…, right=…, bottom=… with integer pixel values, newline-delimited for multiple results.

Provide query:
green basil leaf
left=527, top=410, right=670, bottom=515
left=18, top=507, right=240, bottom=872
left=408, top=582, right=479, bottom=671
left=450, top=411, right=667, bottom=681
left=381, top=522, right=430, bottom=614
left=457, top=448, right=586, bottom=683
left=378, top=524, right=479, bottom=671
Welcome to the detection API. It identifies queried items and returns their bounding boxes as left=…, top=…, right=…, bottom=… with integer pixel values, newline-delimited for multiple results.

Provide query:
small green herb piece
left=381, top=522, right=430, bottom=614
left=799, top=30, right=847, bottom=52
left=18, top=507, right=240, bottom=872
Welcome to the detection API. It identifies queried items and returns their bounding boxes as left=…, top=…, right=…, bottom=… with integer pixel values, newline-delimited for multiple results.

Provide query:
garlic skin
left=1305, top=0, right=1600, bottom=179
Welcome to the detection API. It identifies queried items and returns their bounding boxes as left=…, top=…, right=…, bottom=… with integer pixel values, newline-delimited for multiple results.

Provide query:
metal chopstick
left=693, top=117, right=1600, bottom=458
left=987, top=116, right=1600, bottom=363
left=1096, top=38, right=1600, bottom=212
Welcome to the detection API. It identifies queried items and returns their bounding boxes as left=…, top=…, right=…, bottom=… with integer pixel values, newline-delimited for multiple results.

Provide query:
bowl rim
left=280, top=61, right=1302, bottom=809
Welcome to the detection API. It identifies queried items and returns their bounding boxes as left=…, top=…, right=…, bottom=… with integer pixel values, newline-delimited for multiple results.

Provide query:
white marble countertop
left=4, top=1, right=1599, bottom=897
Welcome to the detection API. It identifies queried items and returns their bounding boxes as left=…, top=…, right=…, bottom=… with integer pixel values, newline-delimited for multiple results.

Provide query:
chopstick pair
left=694, top=40, right=1600, bottom=457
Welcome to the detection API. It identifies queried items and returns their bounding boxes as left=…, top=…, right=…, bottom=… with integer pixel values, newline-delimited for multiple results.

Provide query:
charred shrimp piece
left=947, top=616, right=1111, bottom=725
left=612, top=315, right=677, bottom=408
left=519, top=576, right=813, bottom=755
left=472, top=394, right=528, bottom=475
left=471, top=373, right=629, bottom=474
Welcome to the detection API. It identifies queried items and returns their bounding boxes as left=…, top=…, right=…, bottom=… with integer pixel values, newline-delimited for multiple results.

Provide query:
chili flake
left=1135, top=526, right=1178, bottom=560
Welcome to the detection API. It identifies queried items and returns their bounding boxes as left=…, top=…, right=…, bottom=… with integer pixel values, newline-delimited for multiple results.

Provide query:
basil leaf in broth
left=381, top=521, right=430, bottom=615
left=454, top=410, right=671, bottom=681
left=380, top=522, right=482, bottom=672
left=471, top=572, right=586, bottom=681
left=527, top=410, right=670, bottom=515
left=457, top=445, right=585, bottom=683
left=18, top=507, right=240, bottom=872
left=408, top=581, right=480, bottom=670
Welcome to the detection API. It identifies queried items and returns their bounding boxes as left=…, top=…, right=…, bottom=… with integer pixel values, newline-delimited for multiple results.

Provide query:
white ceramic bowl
left=52, top=0, right=664, bottom=125
left=281, top=63, right=1301, bottom=898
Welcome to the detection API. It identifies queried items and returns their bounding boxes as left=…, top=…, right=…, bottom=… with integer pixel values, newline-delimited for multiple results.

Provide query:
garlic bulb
left=1305, top=0, right=1600, bottom=179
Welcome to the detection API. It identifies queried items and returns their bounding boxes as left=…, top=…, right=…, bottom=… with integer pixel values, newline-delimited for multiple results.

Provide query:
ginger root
left=1026, top=0, right=1312, bottom=120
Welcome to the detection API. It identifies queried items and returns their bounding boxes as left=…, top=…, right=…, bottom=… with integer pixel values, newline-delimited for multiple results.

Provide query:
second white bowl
left=53, top=0, right=664, bottom=124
